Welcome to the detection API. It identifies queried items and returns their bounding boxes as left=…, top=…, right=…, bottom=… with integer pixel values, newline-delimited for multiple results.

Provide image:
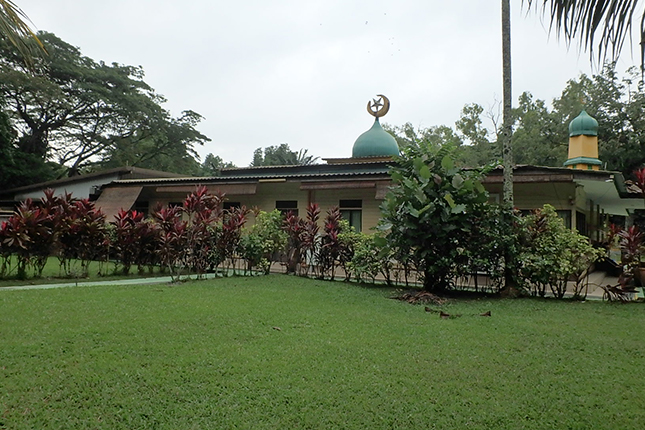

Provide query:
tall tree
left=98, top=110, right=209, bottom=175
left=201, top=153, right=236, bottom=176
left=384, top=118, right=497, bottom=168
left=509, top=64, right=645, bottom=176
left=251, top=143, right=319, bottom=167
left=566, top=64, right=645, bottom=176
left=0, top=32, right=209, bottom=178
left=525, top=1, right=645, bottom=69
left=0, top=94, right=63, bottom=188
left=511, top=92, right=568, bottom=166
left=384, top=122, right=463, bottom=151
left=455, top=103, right=499, bottom=167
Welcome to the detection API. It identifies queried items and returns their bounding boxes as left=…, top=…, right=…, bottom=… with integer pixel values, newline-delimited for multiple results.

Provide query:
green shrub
left=378, top=144, right=490, bottom=292
left=518, top=204, right=604, bottom=298
left=459, top=204, right=521, bottom=293
left=346, top=233, right=385, bottom=284
left=243, top=210, right=287, bottom=274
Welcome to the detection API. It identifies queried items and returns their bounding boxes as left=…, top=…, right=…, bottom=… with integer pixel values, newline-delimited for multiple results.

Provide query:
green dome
left=569, top=110, right=598, bottom=137
left=352, top=118, right=400, bottom=158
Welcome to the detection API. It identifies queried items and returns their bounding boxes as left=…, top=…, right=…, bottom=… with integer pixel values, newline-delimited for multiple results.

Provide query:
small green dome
left=569, top=110, right=598, bottom=137
left=352, top=118, right=400, bottom=158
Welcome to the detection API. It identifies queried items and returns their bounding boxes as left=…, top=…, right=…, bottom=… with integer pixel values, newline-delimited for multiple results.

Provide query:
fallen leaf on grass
left=440, top=311, right=462, bottom=319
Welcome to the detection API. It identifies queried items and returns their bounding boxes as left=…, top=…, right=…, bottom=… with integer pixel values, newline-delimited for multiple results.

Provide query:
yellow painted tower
left=564, top=110, right=602, bottom=170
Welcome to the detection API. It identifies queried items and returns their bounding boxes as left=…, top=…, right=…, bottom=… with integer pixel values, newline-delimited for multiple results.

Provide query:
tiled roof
left=110, top=162, right=393, bottom=186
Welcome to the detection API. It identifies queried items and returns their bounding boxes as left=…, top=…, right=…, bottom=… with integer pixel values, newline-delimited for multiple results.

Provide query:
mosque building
left=1, top=96, right=642, bottom=241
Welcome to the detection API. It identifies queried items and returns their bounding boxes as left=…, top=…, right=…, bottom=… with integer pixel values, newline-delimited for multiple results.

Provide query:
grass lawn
left=1, top=275, right=644, bottom=429
left=0, top=257, right=168, bottom=288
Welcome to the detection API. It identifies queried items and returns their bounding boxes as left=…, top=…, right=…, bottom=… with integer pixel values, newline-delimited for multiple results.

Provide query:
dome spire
left=352, top=94, right=399, bottom=159
left=569, top=110, right=598, bottom=137
left=367, top=94, right=390, bottom=118
left=564, top=110, right=602, bottom=170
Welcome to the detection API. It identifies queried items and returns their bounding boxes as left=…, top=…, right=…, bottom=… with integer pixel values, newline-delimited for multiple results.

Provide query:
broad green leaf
left=441, top=155, right=454, bottom=171
left=403, top=178, right=416, bottom=190
left=444, top=193, right=455, bottom=208
left=475, top=193, right=489, bottom=203
left=417, top=203, right=434, bottom=216
left=419, top=164, right=431, bottom=180
left=413, top=158, right=425, bottom=172
left=461, top=179, right=473, bottom=191
left=451, top=204, right=467, bottom=214
left=415, top=189, right=427, bottom=205
left=451, top=174, right=464, bottom=189
left=373, top=235, right=388, bottom=247
left=475, top=181, right=486, bottom=193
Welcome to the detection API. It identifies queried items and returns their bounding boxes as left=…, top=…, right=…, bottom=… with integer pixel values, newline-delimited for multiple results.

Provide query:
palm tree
left=501, top=0, right=517, bottom=293
left=0, top=0, right=44, bottom=67
left=524, top=1, right=645, bottom=69
left=295, top=148, right=320, bottom=166
left=502, top=0, right=513, bottom=205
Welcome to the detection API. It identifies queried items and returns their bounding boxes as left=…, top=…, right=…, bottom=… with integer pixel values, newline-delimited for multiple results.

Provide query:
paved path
left=580, top=271, right=620, bottom=299
left=0, top=271, right=634, bottom=301
left=0, top=273, right=225, bottom=291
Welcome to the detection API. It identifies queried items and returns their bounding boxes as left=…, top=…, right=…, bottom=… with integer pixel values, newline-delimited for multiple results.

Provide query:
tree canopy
left=200, top=153, right=237, bottom=176
left=385, top=63, right=645, bottom=179
left=0, top=31, right=210, bottom=184
left=250, top=144, right=319, bottom=167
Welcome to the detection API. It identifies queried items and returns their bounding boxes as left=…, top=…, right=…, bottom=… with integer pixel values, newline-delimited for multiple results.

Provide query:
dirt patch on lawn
left=392, top=290, right=449, bottom=305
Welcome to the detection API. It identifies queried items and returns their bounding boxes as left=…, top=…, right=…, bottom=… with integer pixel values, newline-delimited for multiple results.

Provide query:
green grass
left=1, top=275, right=644, bottom=429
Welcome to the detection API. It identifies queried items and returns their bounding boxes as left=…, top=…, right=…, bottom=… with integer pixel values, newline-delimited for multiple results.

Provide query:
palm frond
left=524, top=1, right=644, bottom=69
left=0, top=0, right=45, bottom=68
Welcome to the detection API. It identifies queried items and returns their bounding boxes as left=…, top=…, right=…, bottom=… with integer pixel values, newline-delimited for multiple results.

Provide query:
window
left=340, top=199, right=362, bottom=232
left=556, top=210, right=572, bottom=230
left=223, top=201, right=241, bottom=211
left=276, top=200, right=298, bottom=216
left=132, top=201, right=149, bottom=217
left=576, top=211, right=587, bottom=236
left=488, top=193, right=501, bottom=204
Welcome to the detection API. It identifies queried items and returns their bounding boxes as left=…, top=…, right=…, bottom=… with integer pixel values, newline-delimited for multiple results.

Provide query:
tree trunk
left=501, top=0, right=513, bottom=206
left=501, top=0, right=518, bottom=295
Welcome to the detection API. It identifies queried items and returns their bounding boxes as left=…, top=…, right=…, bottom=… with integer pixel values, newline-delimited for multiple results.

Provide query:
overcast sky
left=20, top=0, right=639, bottom=167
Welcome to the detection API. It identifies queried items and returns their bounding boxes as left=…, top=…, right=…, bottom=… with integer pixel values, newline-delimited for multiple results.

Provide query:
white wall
left=15, top=174, right=121, bottom=201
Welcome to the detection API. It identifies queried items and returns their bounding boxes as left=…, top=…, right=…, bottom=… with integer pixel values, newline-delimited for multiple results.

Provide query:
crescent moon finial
left=367, top=94, right=390, bottom=118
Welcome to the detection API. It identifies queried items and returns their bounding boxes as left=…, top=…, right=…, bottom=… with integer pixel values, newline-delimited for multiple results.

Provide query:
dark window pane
left=341, top=209, right=362, bottom=233
left=132, top=201, right=149, bottom=217
left=339, top=199, right=362, bottom=209
left=276, top=201, right=298, bottom=217
left=276, top=200, right=298, bottom=209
